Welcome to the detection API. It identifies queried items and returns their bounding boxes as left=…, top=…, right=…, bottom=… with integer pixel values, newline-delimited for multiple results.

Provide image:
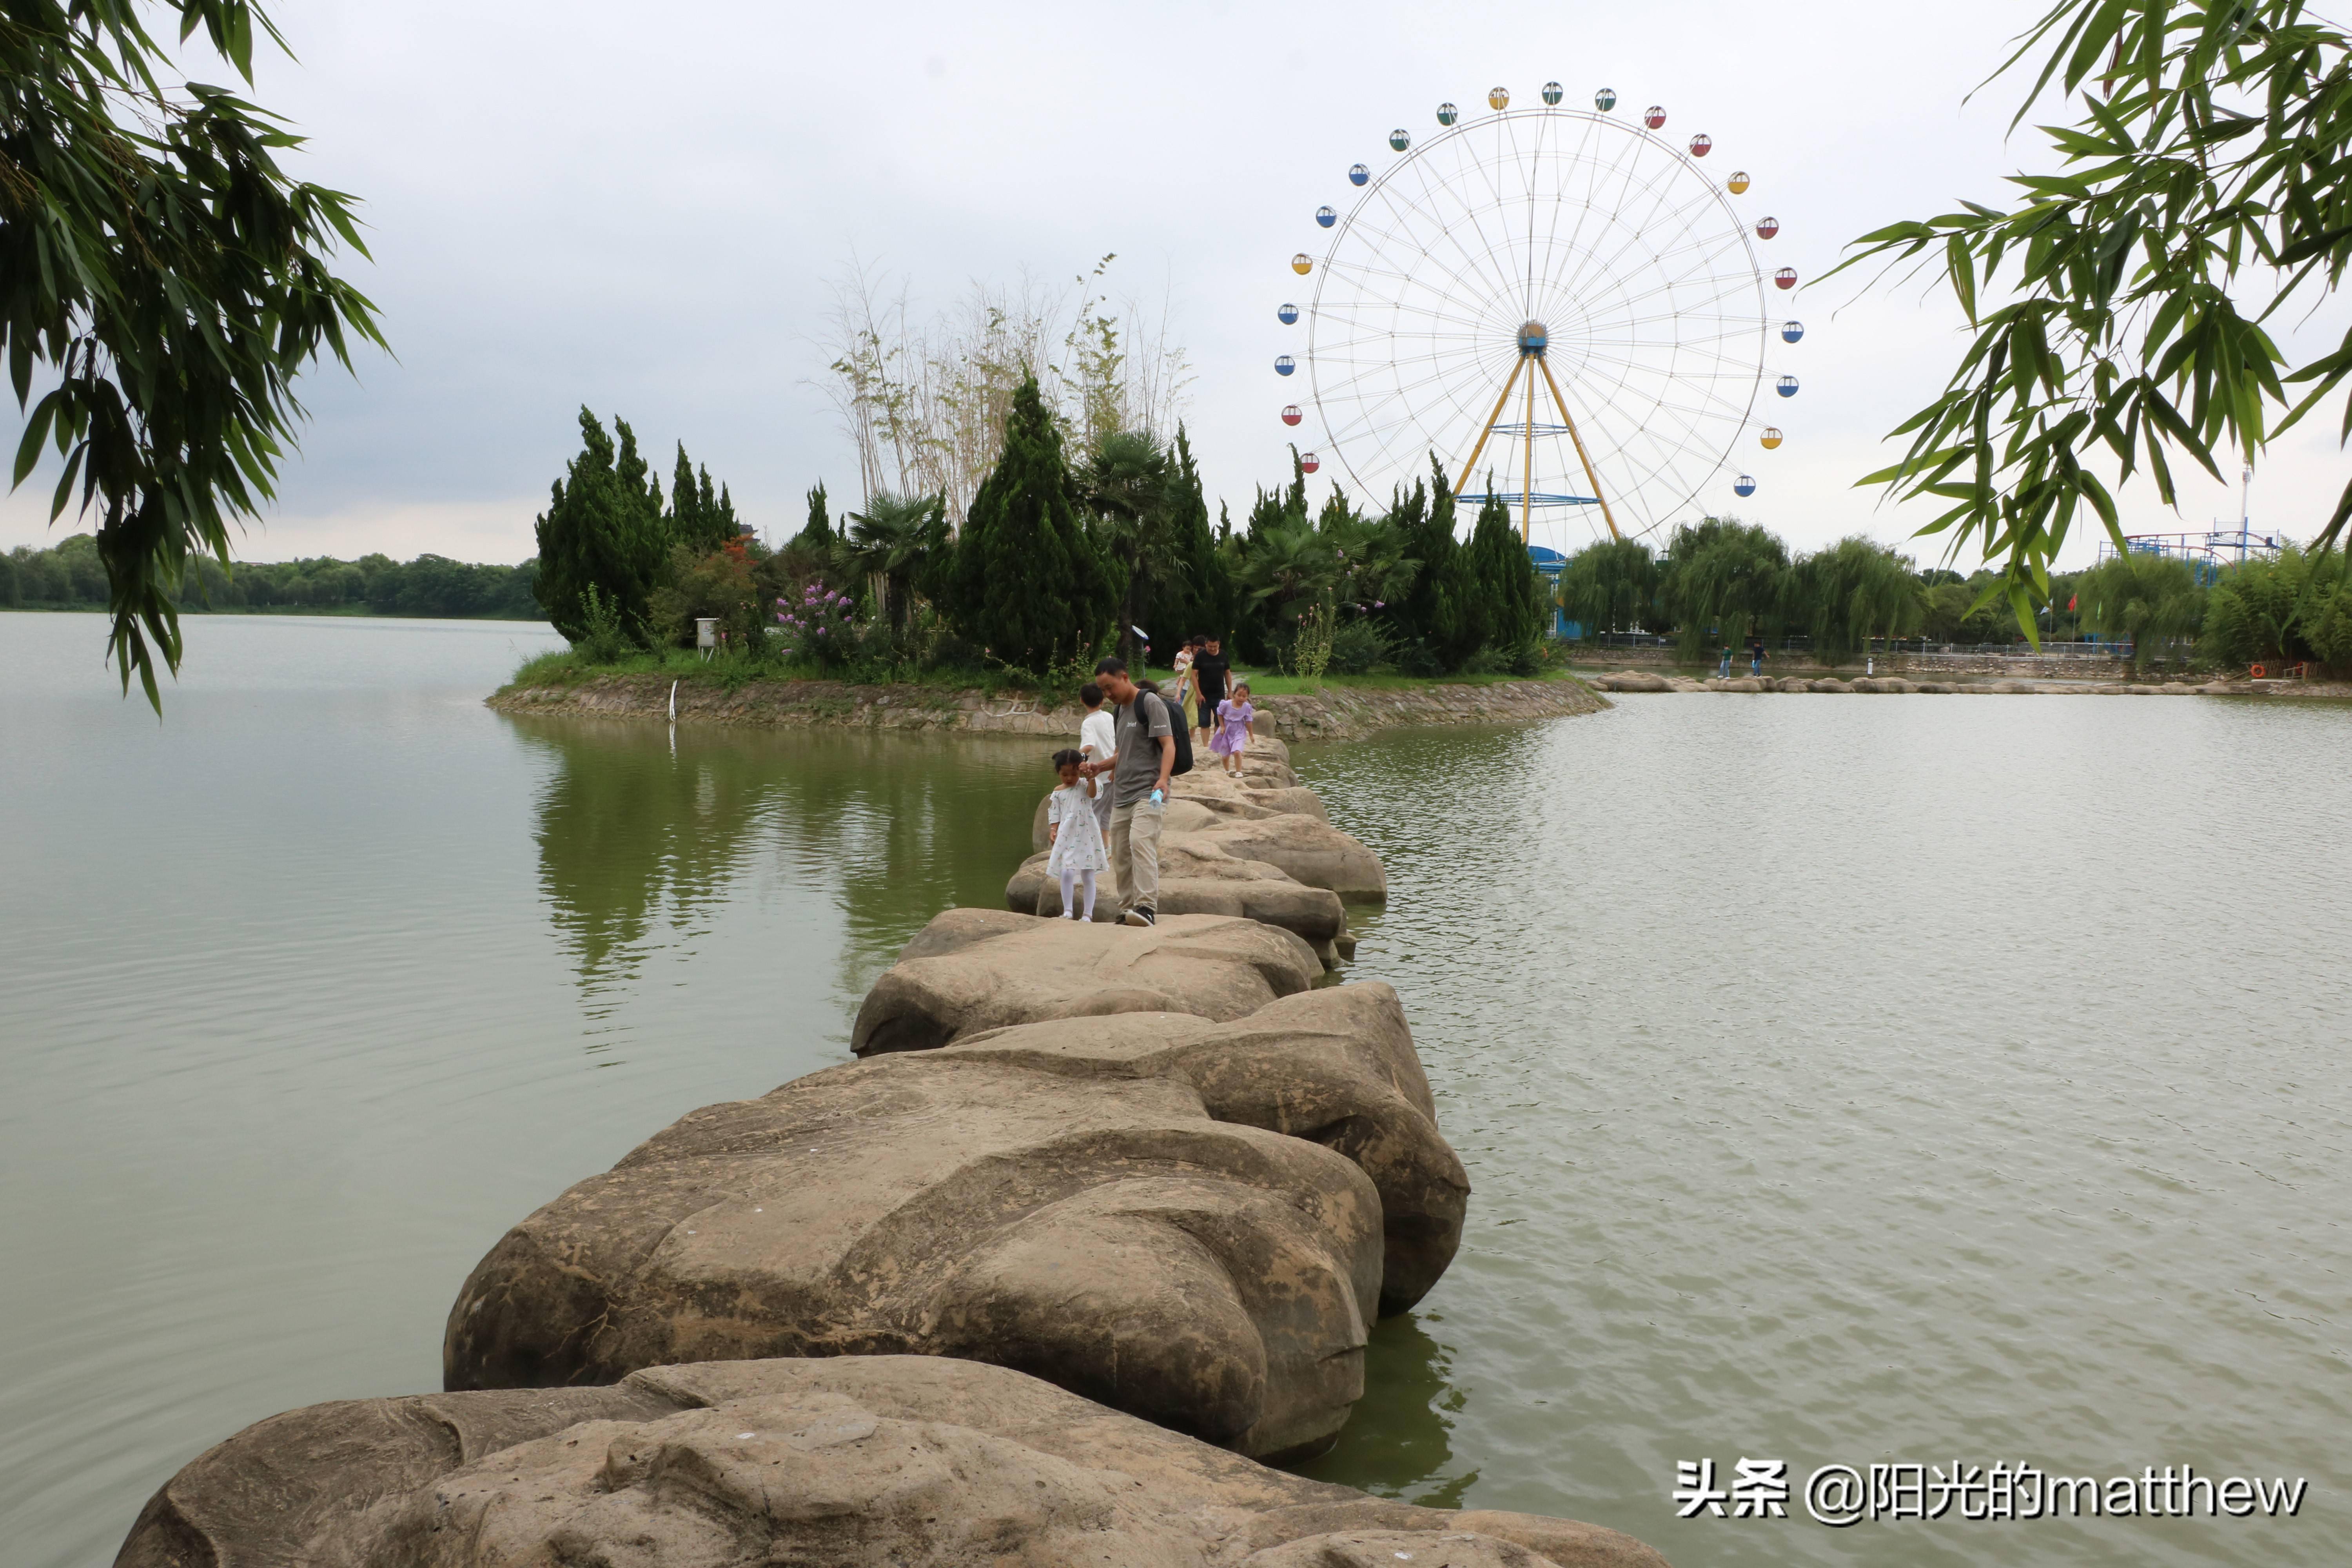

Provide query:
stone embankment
left=1593, top=668, right=2301, bottom=696
left=117, top=693, right=1661, bottom=1566
left=488, top=670, right=1611, bottom=740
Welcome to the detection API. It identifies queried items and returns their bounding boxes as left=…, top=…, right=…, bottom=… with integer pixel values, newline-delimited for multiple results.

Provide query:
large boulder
left=1171, top=812, right=1387, bottom=902
left=445, top=986, right=1463, bottom=1460
left=851, top=910, right=1321, bottom=1056
left=119, top=1356, right=1670, bottom=1568
left=1007, top=848, right=1349, bottom=959
left=1594, top=670, right=1670, bottom=692
left=947, top=984, right=1466, bottom=1314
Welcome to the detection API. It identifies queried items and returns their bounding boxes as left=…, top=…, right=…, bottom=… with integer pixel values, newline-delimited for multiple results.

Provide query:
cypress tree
left=1463, top=484, right=1541, bottom=657
left=1394, top=456, right=1476, bottom=668
left=946, top=374, right=1113, bottom=671
left=663, top=445, right=739, bottom=553
left=797, top=481, right=834, bottom=551
left=534, top=408, right=667, bottom=641
left=1150, top=424, right=1227, bottom=646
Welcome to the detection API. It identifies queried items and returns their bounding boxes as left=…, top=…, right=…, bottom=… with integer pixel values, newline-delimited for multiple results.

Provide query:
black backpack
left=1135, top=682, right=1194, bottom=777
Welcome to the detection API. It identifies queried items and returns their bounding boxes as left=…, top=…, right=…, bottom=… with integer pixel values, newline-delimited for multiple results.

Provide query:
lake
left=2, top=613, right=2345, bottom=1568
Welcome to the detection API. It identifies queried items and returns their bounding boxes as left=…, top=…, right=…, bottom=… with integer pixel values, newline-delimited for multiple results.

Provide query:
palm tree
left=841, top=492, right=947, bottom=636
left=1081, top=429, right=1176, bottom=661
left=1233, top=518, right=1338, bottom=628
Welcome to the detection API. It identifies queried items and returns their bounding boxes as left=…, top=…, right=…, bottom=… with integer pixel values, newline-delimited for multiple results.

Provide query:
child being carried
left=1044, top=747, right=1108, bottom=920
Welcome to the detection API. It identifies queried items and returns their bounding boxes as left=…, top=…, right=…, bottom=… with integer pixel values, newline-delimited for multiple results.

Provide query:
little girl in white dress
left=1044, top=748, right=1108, bottom=920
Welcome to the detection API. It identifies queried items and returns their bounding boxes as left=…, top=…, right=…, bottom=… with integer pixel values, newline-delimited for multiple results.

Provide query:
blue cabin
left=1733, top=475, right=1757, bottom=497
left=1275, top=355, right=1296, bottom=376
left=1781, top=320, right=1804, bottom=343
left=1775, top=375, right=1798, bottom=398
left=1528, top=544, right=1574, bottom=637
left=1349, top=163, right=1370, bottom=185
left=1278, top=303, right=1299, bottom=325
left=1316, top=205, right=1338, bottom=228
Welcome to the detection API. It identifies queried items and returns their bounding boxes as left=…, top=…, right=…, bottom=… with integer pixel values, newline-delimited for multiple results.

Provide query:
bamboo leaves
left=3, top=0, right=385, bottom=708
left=1836, top=0, right=2352, bottom=633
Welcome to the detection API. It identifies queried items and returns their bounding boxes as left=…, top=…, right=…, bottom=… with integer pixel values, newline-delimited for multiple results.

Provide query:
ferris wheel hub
left=1517, top=320, right=1550, bottom=358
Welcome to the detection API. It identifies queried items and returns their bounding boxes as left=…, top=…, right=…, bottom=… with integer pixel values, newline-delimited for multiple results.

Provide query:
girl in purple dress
left=1208, top=681, right=1254, bottom=776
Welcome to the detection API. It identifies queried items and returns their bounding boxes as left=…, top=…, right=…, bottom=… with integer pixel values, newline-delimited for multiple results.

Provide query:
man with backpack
left=1083, top=656, right=1177, bottom=928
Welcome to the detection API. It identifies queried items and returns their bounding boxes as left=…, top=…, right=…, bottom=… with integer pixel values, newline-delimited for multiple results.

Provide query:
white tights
left=1058, top=867, right=1098, bottom=921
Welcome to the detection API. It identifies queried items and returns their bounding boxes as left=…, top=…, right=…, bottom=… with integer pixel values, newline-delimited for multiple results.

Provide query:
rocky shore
left=114, top=691, right=1664, bottom=1566
left=488, top=669, right=1611, bottom=740
left=1592, top=667, right=2328, bottom=696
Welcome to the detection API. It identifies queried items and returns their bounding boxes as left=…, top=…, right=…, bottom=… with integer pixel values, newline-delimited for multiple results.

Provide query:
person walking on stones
left=1044, top=748, right=1107, bottom=921
left=1082, top=656, right=1174, bottom=927
left=1170, top=636, right=1199, bottom=730
left=1191, top=633, right=1230, bottom=748
left=1748, top=633, right=1767, bottom=677
left=1209, top=680, right=1255, bottom=777
left=1078, top=681, right=1116, bottom=840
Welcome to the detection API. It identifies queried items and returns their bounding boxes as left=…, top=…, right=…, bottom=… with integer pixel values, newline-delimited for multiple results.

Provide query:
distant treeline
left=2, top=534, right=542, bottom=619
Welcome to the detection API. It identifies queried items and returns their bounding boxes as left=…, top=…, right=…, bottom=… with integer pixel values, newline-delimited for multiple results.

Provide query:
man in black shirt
left=1191, top=634, right=1230, bottom=743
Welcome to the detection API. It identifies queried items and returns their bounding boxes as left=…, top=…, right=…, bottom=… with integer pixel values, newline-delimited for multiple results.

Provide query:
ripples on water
left=0, top=615, right=1044, bottom=1568
left=3, top=617, right=2345, bottom=1568
left=1296, top=694, right=2352, bottom=1568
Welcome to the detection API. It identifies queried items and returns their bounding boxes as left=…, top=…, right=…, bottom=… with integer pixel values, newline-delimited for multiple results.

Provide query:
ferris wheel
left=1276, top=82, right=1801, bottom=552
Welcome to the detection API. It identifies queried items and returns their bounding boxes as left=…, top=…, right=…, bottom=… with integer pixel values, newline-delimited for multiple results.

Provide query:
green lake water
left=2, top=613, right=2346, bottom=1567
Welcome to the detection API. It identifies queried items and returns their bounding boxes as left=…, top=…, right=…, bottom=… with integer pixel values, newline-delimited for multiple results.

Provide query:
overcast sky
left=6, top=0, right=2344, bottom=569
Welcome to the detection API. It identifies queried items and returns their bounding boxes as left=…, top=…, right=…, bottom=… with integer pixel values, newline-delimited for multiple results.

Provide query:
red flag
left=2067, top=595, right=2078, bottom=611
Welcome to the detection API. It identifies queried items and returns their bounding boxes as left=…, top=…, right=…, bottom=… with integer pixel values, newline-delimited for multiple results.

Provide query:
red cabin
left=1688, top=133, right=1712, bottom=157
left=1301, top=452, right=1321, bottom=473
left=1755, top=216, right=1780, bottom=240
left=1643, top=105, right=1666, bottom=129
left=1773, top=266, right=1797, bottom=290
left=1281, top=405, right=1303, bottom=426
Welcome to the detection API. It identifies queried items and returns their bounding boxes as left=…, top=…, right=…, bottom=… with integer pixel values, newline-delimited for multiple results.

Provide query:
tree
left=2074, top=548, right=2207, bottom=673
left=1836, top=0, right=2352, bottom=633
left=797, top=481, right=834, bottom=550
left=1795, top=537, right=1926, bottom=665
left=1080, top=428, right=1174, bottom=661
left=533, top=409, right=666, bottom=642
left=840, top=491, right=947, bottom=637
left=1556, top=538, right=1660, bottom=636
left=4, top=0, right=386, bottom=707
left=666, top=444, right=739, bottom=554
left=944, top=373, right=1114, bottom=671
left=1661, top=517, right=1789, bottom=657
left=1461, top=485, right=1546, bottom=664
left=1392, top=457, right=1477, bottom=670
left=2199, top=545, right=2351, bottom=670
left=1152, top=425, right=1230, bottom=647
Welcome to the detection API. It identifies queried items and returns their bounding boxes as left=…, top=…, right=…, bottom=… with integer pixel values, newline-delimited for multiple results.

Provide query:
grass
left=503, top=644, right=1591, bottom=700
left=1226, top=667, right=1584, bottom=697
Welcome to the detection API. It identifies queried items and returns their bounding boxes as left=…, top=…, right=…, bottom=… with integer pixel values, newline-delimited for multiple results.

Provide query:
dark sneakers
left=1120, top=906, right=1156, bottom=928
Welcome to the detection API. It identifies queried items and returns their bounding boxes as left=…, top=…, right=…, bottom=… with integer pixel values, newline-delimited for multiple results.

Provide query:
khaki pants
left=1107, top=798, right=1165, bottom=914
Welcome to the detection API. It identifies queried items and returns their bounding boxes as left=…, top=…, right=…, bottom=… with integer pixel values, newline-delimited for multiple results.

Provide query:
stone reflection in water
left=1300, top=1309, right=1476, bottom=1505
left=509, top=717, right=1047, bottom=1009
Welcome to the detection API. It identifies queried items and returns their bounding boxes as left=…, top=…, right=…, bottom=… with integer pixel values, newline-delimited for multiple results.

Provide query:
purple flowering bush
left=775, top=579, right=859, bottom=666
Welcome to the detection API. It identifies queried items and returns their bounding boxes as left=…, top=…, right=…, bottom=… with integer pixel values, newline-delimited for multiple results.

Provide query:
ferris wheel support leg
left=1451, top=355, right=1529, bottom=499
left=1537, top=356, right=1622, bottom=543
left=1522, top=364, right=1537, bottom=543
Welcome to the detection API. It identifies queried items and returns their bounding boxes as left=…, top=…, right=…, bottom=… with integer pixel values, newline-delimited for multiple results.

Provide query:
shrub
left=775, top=579, right=859, bottom=668
left=1328, top=615, right=1395, bottom=675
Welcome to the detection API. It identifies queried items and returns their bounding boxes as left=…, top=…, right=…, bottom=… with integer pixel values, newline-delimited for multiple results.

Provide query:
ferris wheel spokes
left=1448, top=324, right=1625, bottom=543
